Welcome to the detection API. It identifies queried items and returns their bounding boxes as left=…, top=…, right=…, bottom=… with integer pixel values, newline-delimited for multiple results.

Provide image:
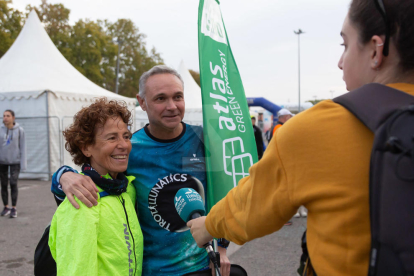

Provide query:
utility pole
left=294, top=29, right=305, bottom=113
left=115, top=39, right=124, bottom=94
left=41, top=0, right=47, bottom=15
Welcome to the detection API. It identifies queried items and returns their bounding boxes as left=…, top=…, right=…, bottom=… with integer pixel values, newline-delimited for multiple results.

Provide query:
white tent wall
left=0, top=91, right=47, bottom=116
left=135, top=106, right=148, bottom=130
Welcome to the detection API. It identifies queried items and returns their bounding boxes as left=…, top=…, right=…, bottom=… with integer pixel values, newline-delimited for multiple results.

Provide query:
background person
left=264, top=123, right=274, bottom=143
left=272, top=108, right=293, bottom=136
left=0, top=109, right=26, bottom=218
left=251, top=116, right=264, bottom=159
left=51, top=66, right=231, bottom=276
left=187, top=0, right=414, bottom=275
left=48, top=98, right=143, bottom=276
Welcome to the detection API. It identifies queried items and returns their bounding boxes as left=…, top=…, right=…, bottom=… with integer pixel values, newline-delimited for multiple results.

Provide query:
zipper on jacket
left=118, top=195, right=137, bottom=276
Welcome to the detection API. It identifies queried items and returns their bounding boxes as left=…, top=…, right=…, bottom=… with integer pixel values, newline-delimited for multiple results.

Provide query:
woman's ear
left=371, top=35, right=385, bottom=70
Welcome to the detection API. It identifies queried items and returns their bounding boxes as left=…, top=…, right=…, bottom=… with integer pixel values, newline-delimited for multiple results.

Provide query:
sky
left=11, top=0, right=352, bottom=105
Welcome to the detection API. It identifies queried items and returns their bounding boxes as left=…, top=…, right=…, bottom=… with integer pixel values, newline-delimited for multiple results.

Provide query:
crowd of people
left=3, top=0, right=414, bottom=275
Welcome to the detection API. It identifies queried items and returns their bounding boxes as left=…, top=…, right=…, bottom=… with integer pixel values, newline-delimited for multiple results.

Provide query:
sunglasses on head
left=374, top=0, right=390, bottom=56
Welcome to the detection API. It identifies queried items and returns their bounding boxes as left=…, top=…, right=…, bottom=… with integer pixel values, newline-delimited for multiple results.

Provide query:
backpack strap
left=333, top=83, right=414, bottom=132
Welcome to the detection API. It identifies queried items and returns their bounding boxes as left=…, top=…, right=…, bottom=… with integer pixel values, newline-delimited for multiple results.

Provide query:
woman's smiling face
left=83, top=116, right=132, bottom=178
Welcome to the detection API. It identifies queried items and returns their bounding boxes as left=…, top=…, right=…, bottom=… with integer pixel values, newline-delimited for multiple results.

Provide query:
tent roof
left=0, top=10, right=130, bottom=101
left=177, top=60, right=202, bottom=109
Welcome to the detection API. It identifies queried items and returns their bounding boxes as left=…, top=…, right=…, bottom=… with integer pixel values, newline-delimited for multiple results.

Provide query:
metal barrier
left=15, top=116, right=61, bottom=177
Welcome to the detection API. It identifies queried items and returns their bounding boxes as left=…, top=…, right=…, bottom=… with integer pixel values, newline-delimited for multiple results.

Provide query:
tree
left=189, top=69, right=200, bottom=87
left=103, top=19, right=164, bottom=97
left=69, top=19, right=117, bottom=87
left=0, top=0, right=23, bottom=58
left=2, top=1, right=164, bottom=97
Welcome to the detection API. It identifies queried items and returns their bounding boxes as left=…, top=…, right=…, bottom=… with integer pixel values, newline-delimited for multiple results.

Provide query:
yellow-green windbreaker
left=48, top=174, right=143, bottom=276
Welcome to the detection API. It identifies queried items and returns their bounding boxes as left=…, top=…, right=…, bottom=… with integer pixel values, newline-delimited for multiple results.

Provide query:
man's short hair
left=138, top=65, right=184, bottom=99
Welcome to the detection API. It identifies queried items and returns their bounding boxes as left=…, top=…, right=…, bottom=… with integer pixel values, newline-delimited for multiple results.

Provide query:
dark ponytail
left=4, top=109, right=15, bottom=117
left=349, top=0, right=414, bottom=71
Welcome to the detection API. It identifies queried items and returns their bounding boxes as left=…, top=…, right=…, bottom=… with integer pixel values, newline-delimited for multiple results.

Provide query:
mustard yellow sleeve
left=205, top=129, right=299, bottom=245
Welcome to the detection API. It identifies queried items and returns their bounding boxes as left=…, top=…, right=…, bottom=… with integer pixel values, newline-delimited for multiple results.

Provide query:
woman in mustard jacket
left=188, top=0, right=414, bottom=275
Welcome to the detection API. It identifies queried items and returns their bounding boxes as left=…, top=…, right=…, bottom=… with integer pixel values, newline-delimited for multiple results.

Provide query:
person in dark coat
left=251, top=117, right=264, bottom=160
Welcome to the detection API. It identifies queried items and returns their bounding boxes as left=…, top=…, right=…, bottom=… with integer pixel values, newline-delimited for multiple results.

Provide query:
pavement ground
left=0, top=180, right=307, bottom=276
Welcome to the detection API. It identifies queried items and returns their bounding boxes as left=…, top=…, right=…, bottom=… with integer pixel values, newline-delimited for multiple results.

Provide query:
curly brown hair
left=63, top=98, right=132, bottom=166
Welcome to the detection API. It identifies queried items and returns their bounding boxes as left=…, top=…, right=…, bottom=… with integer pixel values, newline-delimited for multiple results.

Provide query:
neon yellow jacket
left=49, top=174, right=143, bottom=276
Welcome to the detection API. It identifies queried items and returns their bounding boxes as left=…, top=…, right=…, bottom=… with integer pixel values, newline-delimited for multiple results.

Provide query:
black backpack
left=34, top=194, right=62, bottom=276
left=34, top=224, right=56, bottom=276
left=334, top=83, right=414, bottom=275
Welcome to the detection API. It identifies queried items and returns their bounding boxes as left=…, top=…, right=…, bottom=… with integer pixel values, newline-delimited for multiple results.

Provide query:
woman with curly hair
left=48, top=98, right=143, bottom=276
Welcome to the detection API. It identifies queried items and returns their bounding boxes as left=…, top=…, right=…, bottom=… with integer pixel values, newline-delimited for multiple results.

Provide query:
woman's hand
left=61, top=172, right=98, bottom=209
left=187, top=216, right=214, bottom=247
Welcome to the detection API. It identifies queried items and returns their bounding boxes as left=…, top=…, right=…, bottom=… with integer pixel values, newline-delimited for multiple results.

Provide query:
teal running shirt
left=127, top=123, right=209, bottom=275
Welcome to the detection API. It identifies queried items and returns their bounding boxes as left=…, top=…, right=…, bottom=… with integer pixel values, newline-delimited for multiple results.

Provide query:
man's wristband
left=217, top=238, right=230, bottom=249
left=56, top=166, right=77, bottom=183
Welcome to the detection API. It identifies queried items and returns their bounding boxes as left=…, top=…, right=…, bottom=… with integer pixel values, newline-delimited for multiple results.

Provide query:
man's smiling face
left=139, top=73, right=185, bottom=135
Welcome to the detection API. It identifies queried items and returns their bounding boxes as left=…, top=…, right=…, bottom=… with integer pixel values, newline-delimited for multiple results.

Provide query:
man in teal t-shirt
left=53, top=66, right=230, bottom=276
left=128, top=122, right=208, bottom=275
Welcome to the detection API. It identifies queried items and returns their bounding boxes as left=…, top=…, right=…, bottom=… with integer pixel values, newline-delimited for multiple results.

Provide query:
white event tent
left=0, top=10, right=136, bottom=179
left=135, top=60, right=203, bottom=129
